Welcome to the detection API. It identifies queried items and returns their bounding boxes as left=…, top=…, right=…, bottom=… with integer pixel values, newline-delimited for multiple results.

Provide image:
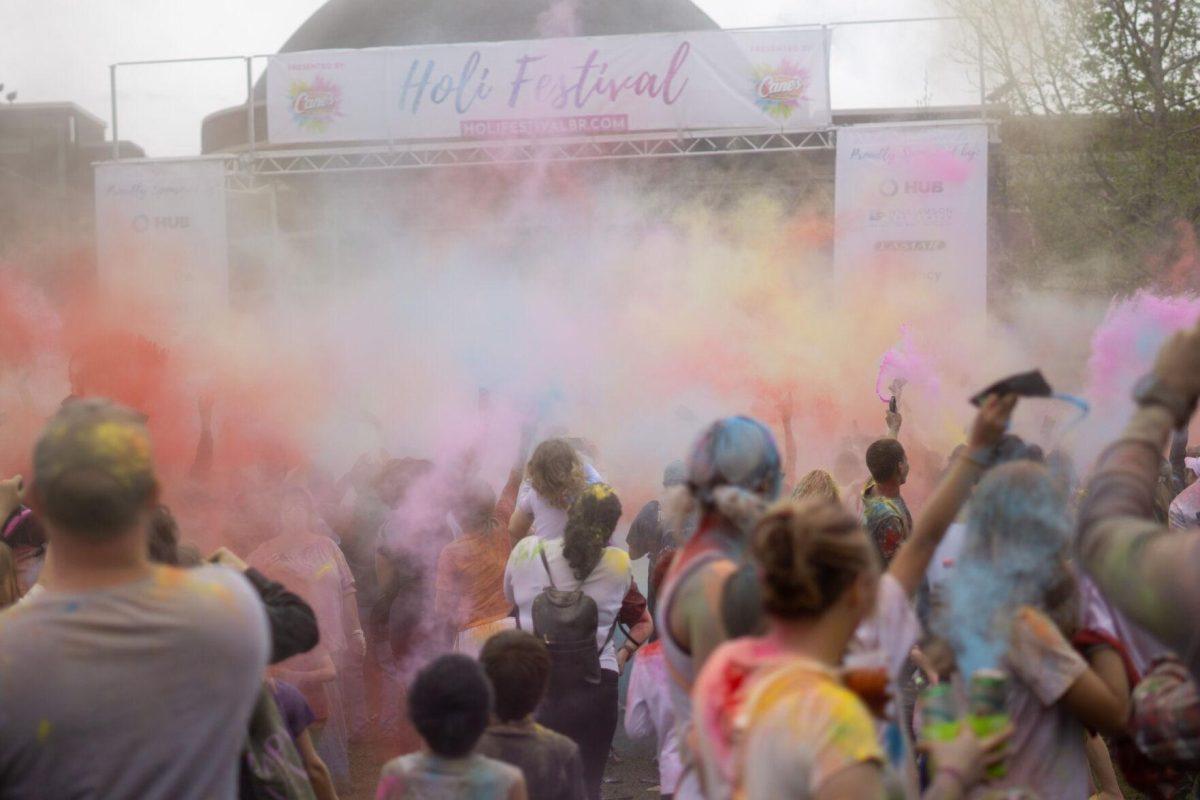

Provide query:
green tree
left=947, top=0, right=1200, bottom=289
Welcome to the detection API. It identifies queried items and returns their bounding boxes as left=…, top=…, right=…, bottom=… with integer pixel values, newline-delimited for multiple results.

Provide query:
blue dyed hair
left=685, top=416, right=782, bottom=506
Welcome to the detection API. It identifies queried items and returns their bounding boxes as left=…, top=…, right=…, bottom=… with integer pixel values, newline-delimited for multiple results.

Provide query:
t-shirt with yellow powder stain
left=0, top=564, right=269, bottom=800
left=504, top=536, right=631, bottom=672
left=738, top=658, right=884, bottom=800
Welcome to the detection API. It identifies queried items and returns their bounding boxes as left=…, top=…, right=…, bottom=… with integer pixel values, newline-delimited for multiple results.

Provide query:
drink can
left=969, top=669, right=1008, bottom=717
left=968, top=669, right=1009, bottom=779
left=920, top=684, right=960, bottom=743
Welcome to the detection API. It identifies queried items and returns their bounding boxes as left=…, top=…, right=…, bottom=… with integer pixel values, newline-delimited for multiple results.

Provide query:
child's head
left=408, top=654, right=493, bottom=758
left=479, top=630, right=550, bottom=723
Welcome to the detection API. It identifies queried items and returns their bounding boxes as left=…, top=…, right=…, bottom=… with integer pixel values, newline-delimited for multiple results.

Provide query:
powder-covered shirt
left=625, top=641, right=683, bottom=794
left=504, top=536, right=631, bottom=672
left=476, top=720, right=585, bottom=800
left=693, top=575, right=916, bottom=800
left=861, top=484, right=912, bottom=565
left=740, top=657, right=885, bottom=799
left=250, top=532, right=356, bottom=656
left=0, top=565, right=270, bottom=800
left=968, top=606, right=1091, bottom=800
left=375, top=752, right=522, bottom=800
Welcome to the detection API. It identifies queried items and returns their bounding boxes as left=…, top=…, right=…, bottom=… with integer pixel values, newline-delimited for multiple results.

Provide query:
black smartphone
left=970, top=370, right=1053, bottom=407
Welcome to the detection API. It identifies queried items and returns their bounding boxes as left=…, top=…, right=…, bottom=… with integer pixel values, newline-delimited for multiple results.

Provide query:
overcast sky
left=0, top=0, right=978, bottom=156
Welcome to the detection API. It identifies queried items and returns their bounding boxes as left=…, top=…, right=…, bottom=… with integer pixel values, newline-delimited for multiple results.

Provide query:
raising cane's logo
left=752, top=60, right=810, bottom=120
left=287, top=74, right=342, bottom=132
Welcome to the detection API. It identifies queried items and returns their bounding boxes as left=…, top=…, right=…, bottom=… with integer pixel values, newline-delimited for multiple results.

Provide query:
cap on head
left=32, top=398, right=157, bottom=540
left=686, top=416, right=782, bottom=504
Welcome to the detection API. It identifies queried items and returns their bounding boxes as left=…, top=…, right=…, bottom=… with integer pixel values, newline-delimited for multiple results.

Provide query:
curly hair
left=562, top=483, right=622, bottom=581
left=792, top=469, right=841, bottom=505
left=751, top=499, right=875, bottom=620
left=527, top=439, right=585, bottom=510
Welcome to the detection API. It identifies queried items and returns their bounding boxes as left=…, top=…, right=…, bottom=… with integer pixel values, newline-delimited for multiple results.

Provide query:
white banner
left=267, top=28, right=832, bottom=144
left=833, top=124, right=989, bottom=312
left=94, top=159, right=229, bottom=318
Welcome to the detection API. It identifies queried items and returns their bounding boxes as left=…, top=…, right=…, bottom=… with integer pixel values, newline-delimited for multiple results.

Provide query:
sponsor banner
left=95, top=159, right=229, bottom=320
left=267, top=28, right=831, bottom=144
left=833, top=123, right=988, bottom=312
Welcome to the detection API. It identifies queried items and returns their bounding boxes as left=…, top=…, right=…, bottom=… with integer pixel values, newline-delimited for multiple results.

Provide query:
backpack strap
left=538, top=545, right=557, bottom=590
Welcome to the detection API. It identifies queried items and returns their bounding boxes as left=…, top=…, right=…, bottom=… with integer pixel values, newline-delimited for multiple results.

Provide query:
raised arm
left=1078, top=321, right=1200, bottom=675
left=888, top=394, right=1016, bottom=596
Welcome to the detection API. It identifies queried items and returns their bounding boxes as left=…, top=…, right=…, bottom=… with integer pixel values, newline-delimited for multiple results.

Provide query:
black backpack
left=531, top=548, right=616, bottom=687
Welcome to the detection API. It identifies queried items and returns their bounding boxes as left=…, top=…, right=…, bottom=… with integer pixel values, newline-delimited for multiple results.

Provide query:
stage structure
left=97, top=20, right=996, bottom=318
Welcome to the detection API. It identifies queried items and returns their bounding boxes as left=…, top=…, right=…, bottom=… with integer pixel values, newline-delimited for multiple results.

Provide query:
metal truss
left=223, top=128, right=836, bottom=187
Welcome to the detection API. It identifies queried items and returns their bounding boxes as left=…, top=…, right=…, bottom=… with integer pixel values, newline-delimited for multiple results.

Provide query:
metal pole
left=110, top=64, right=119, bottom=160
left=246, top=56, right=256, bottom=158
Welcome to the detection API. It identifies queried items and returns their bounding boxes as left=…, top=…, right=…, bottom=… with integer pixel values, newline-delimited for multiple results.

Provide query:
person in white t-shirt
left=505, top=483, right=651, bottom=800
left=508, top=438, right=602, bottom=543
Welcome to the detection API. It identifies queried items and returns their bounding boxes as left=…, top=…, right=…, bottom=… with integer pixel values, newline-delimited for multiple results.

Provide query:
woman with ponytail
left=696, top=500, right=1008, bottom=799
left=504, top=483, right=653, bottom=800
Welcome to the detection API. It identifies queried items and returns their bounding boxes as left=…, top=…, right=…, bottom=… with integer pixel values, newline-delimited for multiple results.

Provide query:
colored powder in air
left=1085, top=291, right=1200, bottom=401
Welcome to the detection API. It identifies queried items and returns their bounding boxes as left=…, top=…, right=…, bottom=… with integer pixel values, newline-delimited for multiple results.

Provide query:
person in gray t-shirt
left=0, top=399, right=270, bottom=800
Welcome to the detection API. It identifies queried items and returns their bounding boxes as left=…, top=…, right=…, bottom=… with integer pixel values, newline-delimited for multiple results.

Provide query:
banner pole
left=246, top=56, right=256, bottom=159
left=110, top=64, right=119, bottom=161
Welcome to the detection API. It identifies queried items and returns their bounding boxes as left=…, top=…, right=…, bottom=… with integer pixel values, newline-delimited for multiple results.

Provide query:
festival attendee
left=477, top=630, right=587, bottom=800
left=724, top=499, right=1010, bottom=799
left=626, top=460, right=688, bottom=619
left=939, top=461, right=1131, bottom=798
left=138, top=506, right=327, bottom=800
left=1078, top=319, right=1200, bottom=677
left=269, top=679, right=339, bottom=800
left=693, top=396, right=1019, bottom=799
left=792, top=468, right=842, bottom=505
left=435, top=436, right=527, bottom=656
left=0, top=474, right=46, bottom=594
left=505, top=483, right=652, bottom=800
left=375, top=654, right=527, bottom=800
left=861, top=437, right=912, bottom=565
left=509, top=438, right=600, bottom=543
left=655, top=416, right=782, bottom=799
left=250, top=486, right=365, bottom=790
left=625, top=549, right=682, bottom=799
left=0, top=399, right=270, bottom=798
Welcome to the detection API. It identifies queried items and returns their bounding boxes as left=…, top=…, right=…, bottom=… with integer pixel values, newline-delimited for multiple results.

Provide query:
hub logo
left=288, top=74, right=342, bottom=132
left=752, top=60, right=809, bottom=120
left=879, top=179, right=944, bottom=196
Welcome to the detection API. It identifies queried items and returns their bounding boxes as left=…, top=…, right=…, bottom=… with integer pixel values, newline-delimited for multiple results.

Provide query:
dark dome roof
left=203, top=0, right=719, bottom=152
left=279, top=0, right=719, bottom=51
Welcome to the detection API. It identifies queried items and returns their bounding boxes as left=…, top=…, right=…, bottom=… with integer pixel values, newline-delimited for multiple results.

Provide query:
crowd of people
left=6, top=321, right=1200, bottom=799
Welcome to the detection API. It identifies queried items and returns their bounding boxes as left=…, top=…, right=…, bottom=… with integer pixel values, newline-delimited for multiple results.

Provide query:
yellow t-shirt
left=737, top=657, right=884, bottom=799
